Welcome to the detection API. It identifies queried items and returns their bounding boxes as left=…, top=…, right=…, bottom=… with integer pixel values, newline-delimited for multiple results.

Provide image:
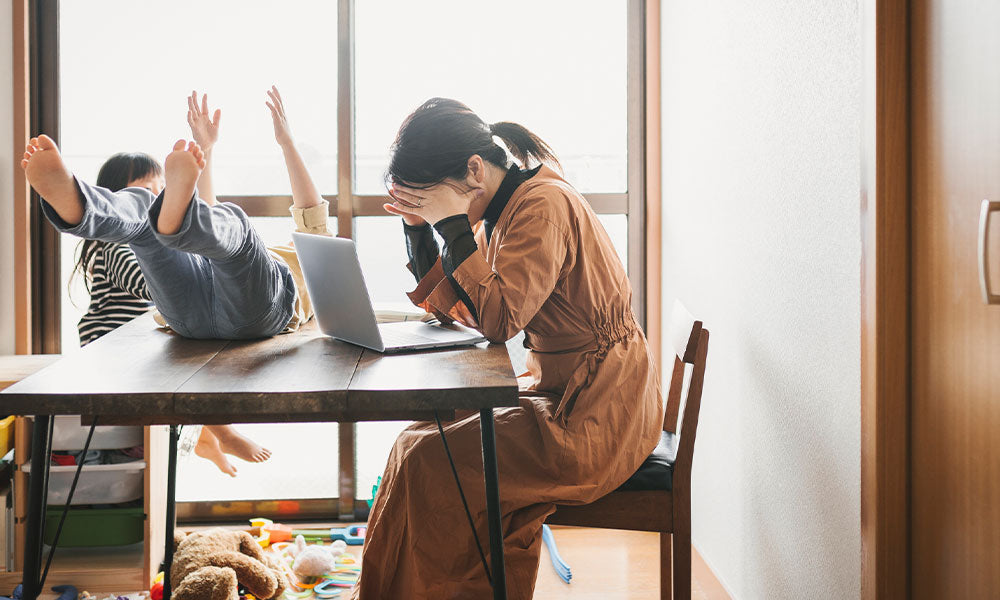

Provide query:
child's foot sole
left=157, top=139, right=206, bottom=235
left=21, top=134, right=83, bottom=225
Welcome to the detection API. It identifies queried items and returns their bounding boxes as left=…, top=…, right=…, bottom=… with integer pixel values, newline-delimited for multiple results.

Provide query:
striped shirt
left=78, top=243, right=153, bottom=346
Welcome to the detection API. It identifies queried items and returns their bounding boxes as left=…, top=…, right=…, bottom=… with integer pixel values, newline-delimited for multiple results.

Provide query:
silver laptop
left=292, top=232, right=486, bottom=353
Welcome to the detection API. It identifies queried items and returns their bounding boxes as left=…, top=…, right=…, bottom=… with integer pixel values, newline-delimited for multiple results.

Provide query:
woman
left=356, top=98, right=664, bottom=598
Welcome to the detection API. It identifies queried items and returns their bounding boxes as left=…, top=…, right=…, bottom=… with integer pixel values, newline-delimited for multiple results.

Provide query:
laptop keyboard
left=379, top=328, right=443, bottom=348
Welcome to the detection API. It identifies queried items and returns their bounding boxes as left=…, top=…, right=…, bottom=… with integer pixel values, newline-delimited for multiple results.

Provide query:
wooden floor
left=534, top=527, right=730, bottom=600
left=33, top=527, right=730, bottom=599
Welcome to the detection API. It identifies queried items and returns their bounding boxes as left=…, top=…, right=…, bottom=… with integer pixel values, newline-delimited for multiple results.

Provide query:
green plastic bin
left=44, top=505, right=144, bottom=547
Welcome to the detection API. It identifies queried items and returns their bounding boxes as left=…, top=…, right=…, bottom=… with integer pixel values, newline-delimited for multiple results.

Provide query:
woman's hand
left=266, top=86, right=294, bottom=148
left=187, top=91, right=221, bottom=151
left=383, top=189, right=427, bottom=226
left=388, top=182, right=480, bottom=226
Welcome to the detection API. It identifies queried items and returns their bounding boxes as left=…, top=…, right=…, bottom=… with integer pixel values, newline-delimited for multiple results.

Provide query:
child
left=64, top=91, right=299, bottom=475
left=21, top=86, right=328, bottom=342
left=73, top=152, right=161, bottom=346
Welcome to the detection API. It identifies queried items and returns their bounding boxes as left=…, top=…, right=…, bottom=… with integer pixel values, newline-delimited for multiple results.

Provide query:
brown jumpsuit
left=354, top=167, right=663, bottom=599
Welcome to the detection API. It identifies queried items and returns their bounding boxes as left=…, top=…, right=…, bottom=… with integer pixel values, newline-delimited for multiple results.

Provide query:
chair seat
left=617, top=430, right=677, bottom=491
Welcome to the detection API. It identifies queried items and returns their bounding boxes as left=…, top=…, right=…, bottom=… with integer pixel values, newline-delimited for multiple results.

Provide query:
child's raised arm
left=187, top=91, right=221, bottom=206
left=266, top=86, right=324, bottom=210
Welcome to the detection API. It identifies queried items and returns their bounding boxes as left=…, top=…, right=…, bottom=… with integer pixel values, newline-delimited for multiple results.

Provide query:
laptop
left=292, top=232, right=487, bottom=353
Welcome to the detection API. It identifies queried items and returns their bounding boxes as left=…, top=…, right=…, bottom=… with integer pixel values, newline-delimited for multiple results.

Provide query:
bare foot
left=21, top=134, right=83, bottom=225
left=194, top=428, right=238, bottom=477
left=157, top=139, right=206, bottom=235
left=208, top=425, right=273, bottom=463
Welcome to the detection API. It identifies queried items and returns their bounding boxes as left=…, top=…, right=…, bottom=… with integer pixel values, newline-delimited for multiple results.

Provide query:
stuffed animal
left=171, top=529, right=287, bottom=600
left=288, top=534, right=348, bottom=578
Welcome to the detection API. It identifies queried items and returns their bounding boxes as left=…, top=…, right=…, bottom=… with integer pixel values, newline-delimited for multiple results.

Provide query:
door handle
left=978, top=200, right=1000, bottom=304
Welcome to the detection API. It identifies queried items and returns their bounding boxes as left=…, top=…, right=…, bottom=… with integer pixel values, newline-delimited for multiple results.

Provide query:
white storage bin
left=23, top=459, right=145, bottom=505
left=43, top=416, right=143, bottom=451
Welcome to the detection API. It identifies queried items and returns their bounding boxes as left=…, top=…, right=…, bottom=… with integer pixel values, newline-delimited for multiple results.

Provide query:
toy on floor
left=262, top=534, right=361, bottom=596
left=0, top=585, right=76, bottom=600
left=170, top=529, right=288, bottom=600
left=367, top=476, right=381, bottom=508
left=288, top=535, right=348, bottom=578
left=250, top=518, right=366, bottom=547
left=147, top=570, right=164, bottom=600
left=541, top=524, right=573, bottom=584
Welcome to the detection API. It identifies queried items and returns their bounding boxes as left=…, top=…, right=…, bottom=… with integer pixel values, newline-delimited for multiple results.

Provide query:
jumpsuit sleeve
left=449, top=207, right=572, bottom=343
left=289, top=200, right=332, bottom=236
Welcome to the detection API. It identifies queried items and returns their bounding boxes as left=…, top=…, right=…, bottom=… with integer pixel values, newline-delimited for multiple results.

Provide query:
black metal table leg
left=479, top=408, right=507, bottom=600
left=162, top=425, right=180, bottom=600
left=22, top=415, right=53, bottom=600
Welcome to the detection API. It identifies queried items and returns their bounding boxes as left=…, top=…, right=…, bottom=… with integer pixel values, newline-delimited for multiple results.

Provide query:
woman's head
left=386, top=98, right=559, bottom=189
left=96, top=152, right=164, bottom=194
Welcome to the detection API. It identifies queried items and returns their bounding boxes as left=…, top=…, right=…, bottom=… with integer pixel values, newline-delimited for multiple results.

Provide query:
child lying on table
left=22, top=86, right=327, bottom=341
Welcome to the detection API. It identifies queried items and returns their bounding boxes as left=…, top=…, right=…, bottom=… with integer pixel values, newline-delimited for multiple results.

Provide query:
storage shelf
left=0, top=542, right=145, bottom=591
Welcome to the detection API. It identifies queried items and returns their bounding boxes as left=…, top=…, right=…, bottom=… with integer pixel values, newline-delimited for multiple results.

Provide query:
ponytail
left=388, top=97, right=560, bottom=188
left=488, top=121, right=560, bottom=170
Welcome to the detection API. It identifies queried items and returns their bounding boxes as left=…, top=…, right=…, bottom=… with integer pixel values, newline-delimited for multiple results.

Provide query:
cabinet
left=0, top=356, right=167, bottom=593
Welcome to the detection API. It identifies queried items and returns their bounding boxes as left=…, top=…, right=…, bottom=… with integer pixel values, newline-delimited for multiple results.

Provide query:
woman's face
left=128, top=173, right=165, bottom=195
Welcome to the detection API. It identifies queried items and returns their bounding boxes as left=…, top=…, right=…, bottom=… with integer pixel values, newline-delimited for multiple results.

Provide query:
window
left=54, top=0, right=645, bottom=514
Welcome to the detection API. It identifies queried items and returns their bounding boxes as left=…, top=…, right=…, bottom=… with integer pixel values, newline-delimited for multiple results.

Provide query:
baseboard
left=693, top=544, right=735, bottom=599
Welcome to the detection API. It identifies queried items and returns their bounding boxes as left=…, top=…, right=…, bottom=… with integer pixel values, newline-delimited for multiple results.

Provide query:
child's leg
left=194, top=427, right=238, bottom=477
left=150, top=141, right=297, bottom=339
left=25, top=135, right=152, bottom=244
left=23, top=136, right=215, bottom=337
left=206, top=425, right=271, bottom=463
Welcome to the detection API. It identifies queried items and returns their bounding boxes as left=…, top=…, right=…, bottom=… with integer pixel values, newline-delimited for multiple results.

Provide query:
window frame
left=22, top=0, right=660, bottom=521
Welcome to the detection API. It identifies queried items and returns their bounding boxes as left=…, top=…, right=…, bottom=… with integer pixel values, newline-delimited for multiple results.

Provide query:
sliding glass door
left=54, top=0, right=643, bottom=517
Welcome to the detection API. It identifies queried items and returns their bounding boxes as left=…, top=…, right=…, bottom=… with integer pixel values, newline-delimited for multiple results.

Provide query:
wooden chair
left=546, top=300, right=709, bottom=600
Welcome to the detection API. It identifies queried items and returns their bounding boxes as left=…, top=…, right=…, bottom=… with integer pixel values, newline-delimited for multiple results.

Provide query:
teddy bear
left=287, top=534, right=349, bottom=578
left=170, top=529, right=287, bottom=600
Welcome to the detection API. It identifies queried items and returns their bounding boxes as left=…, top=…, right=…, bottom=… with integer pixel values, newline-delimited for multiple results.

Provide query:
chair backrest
left=662, top=300, right=710, bottom=487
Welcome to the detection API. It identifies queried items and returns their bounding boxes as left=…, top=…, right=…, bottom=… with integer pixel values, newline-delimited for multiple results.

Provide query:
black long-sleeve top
left=403, top=165, right=540, bottom=320
left=403, top=164, right=540, bottom=280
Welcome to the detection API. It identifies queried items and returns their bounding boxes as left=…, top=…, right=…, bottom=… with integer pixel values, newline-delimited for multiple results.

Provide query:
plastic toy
left=250, top=518, right=366, bottom=546
left=541, top=524, right=572, bottom=584
left=1, top=585, right=76, bottom=600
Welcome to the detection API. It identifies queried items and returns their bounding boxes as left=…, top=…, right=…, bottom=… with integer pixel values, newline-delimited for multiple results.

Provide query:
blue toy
left=296, top=525, right=367, bottom=546
left=1, top=585, right=76, bottom=600
left=541, top=525, right=572, bottom=584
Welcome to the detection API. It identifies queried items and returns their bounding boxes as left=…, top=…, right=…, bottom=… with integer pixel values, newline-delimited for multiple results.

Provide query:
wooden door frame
left=11, top=0, right=61, bottom=356
left=12, top=0, right=31, bottom=355
left=860, top=0, right=909, bottom=598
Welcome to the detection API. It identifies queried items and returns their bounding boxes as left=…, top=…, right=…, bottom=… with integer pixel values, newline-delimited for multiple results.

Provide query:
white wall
left=660, top=2, right=861, bottom=598
left=0, top=1, right=16, bottom=355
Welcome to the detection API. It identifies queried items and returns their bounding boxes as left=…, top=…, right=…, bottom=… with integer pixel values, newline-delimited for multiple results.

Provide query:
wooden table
left=0, top=314, right=519, bottom=600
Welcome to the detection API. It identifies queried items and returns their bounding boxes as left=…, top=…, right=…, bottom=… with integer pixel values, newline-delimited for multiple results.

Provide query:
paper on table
left=373, top=302, right=434, bottom=324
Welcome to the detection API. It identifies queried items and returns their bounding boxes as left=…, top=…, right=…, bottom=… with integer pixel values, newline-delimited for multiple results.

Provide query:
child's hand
left=187, top=91, right=221, bottom=152
left=266, top=86, right=294, bottom=148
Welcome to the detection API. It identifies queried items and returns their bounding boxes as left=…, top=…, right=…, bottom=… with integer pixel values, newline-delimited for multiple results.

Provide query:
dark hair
left=73, top=153, right=162, bottom=293
left=387, top=98, right=560, bottom=188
